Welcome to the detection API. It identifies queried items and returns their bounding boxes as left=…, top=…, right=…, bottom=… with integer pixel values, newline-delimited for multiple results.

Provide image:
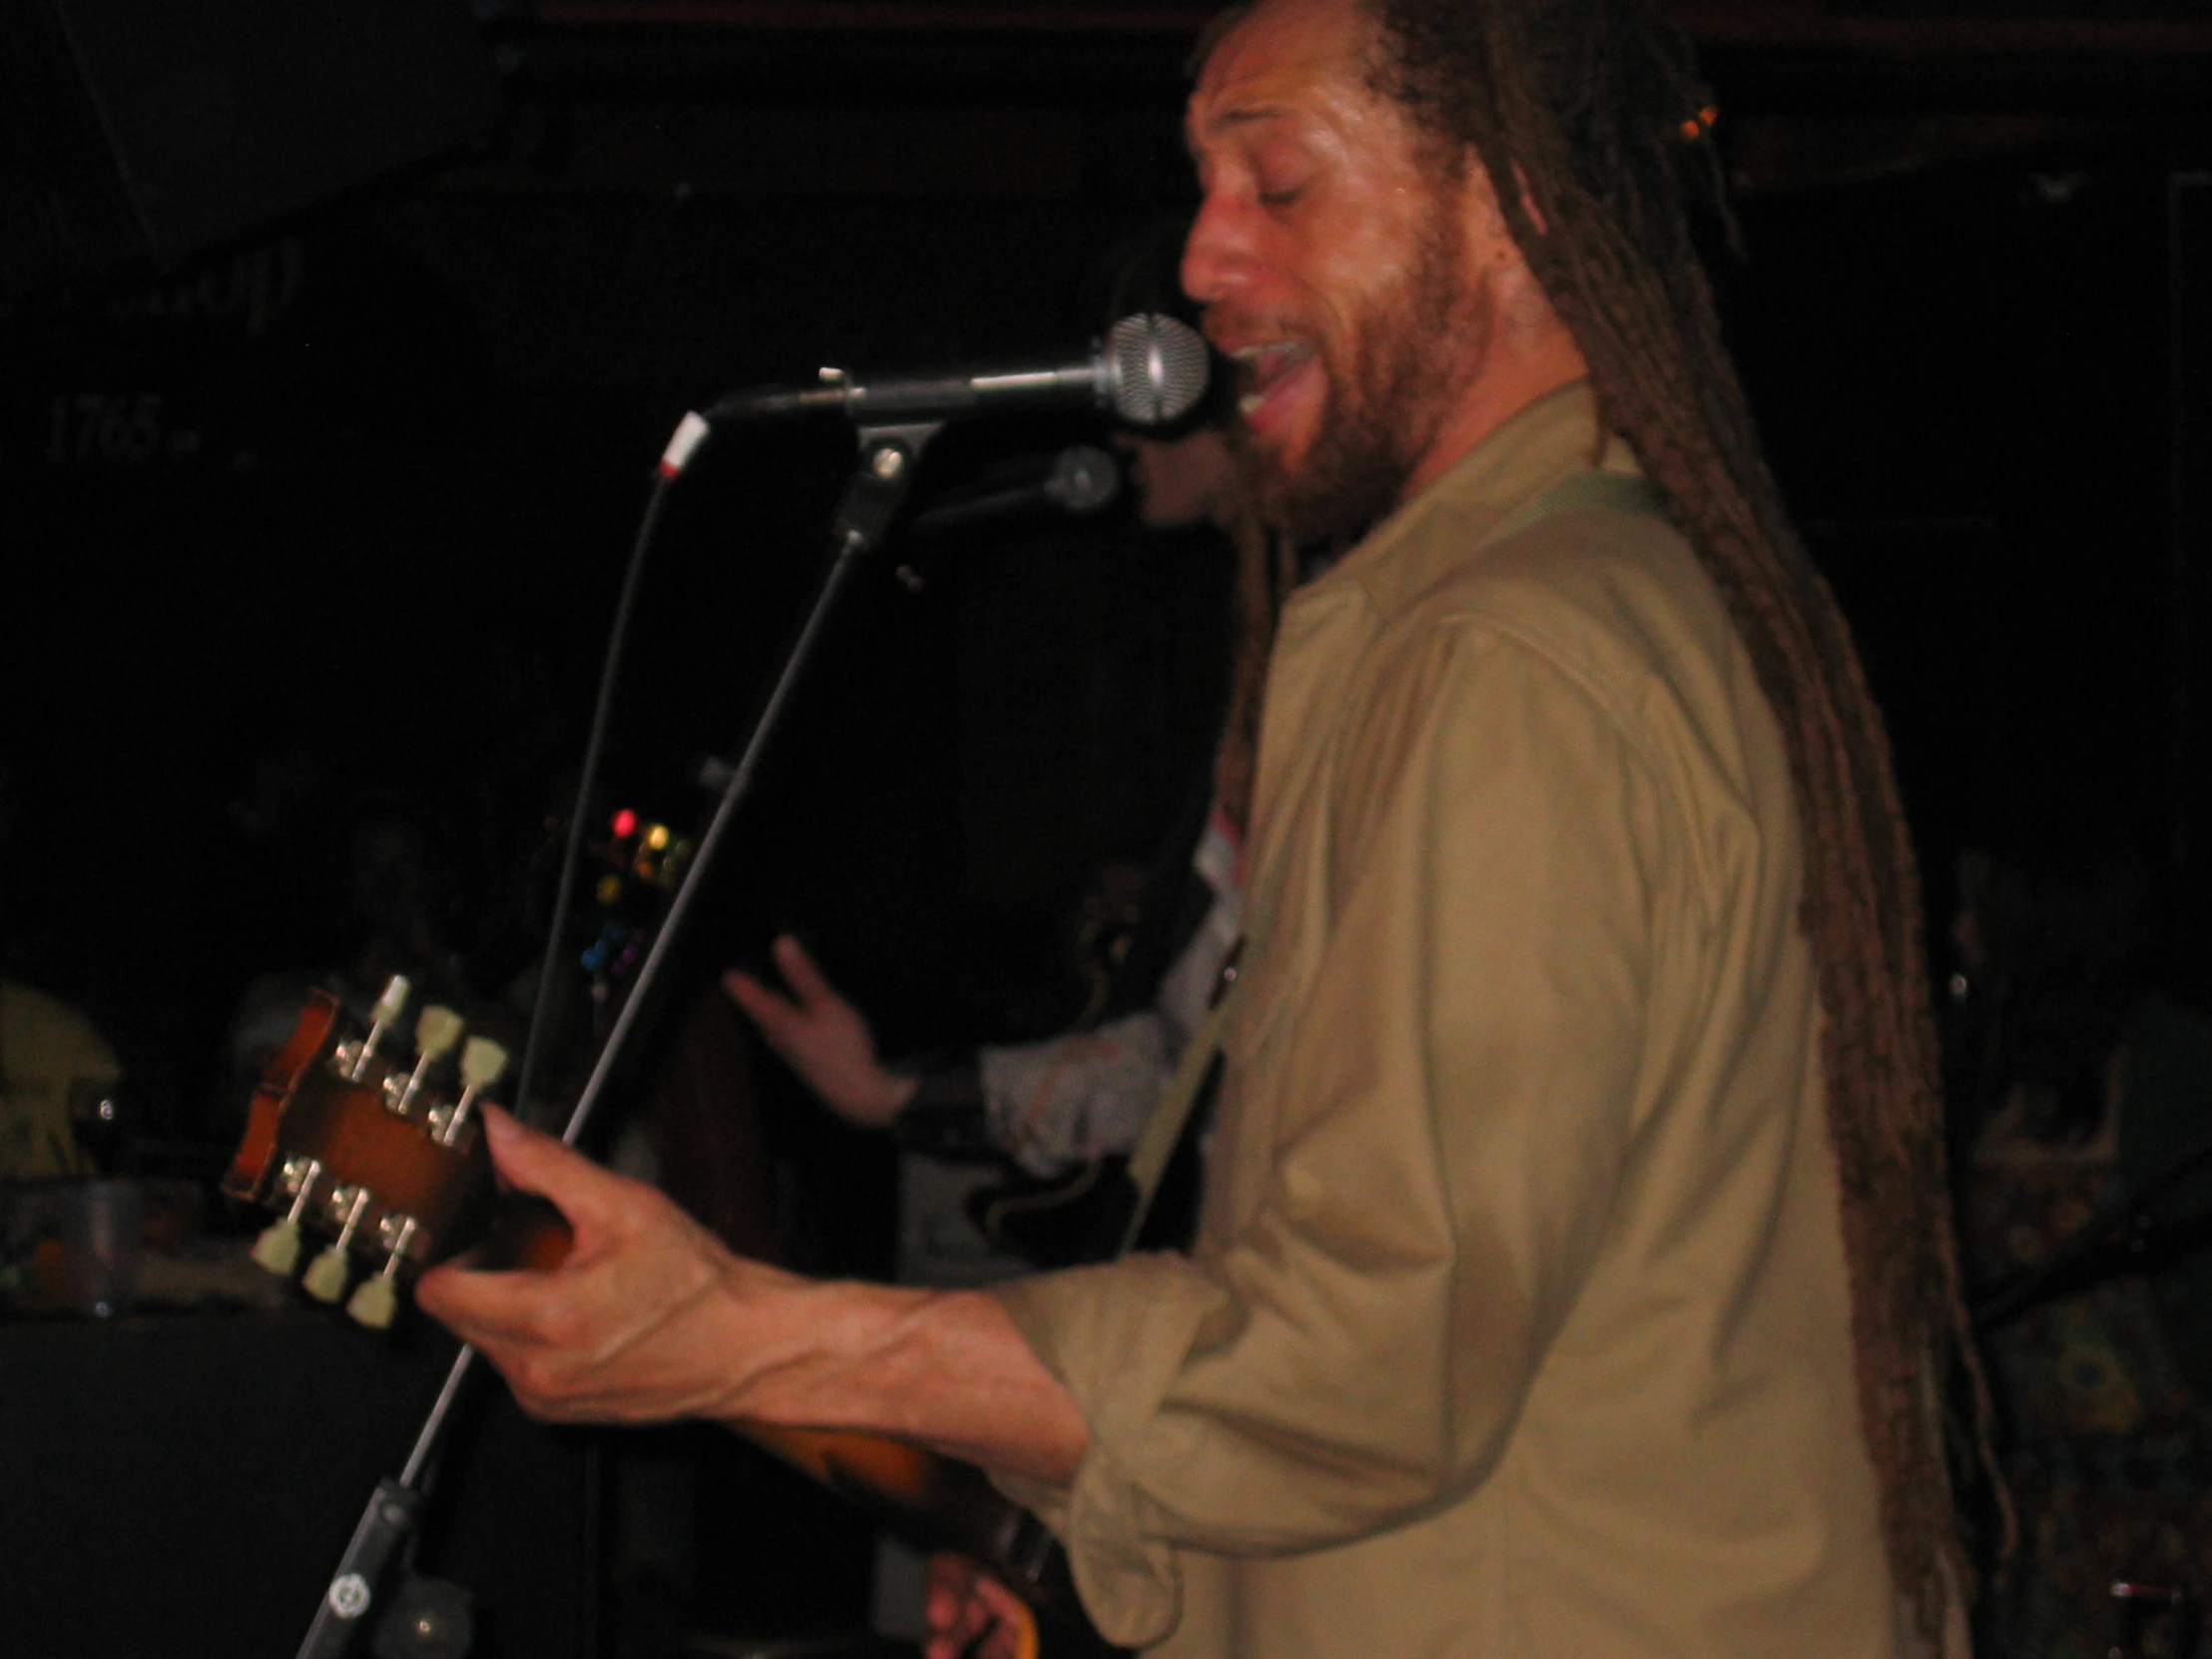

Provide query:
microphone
left=706, top=312, right=1210, bottom=429
left=907, top=445, right=1121, bottom=534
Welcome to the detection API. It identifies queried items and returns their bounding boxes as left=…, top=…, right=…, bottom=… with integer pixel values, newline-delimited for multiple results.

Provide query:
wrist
left=879, top=1067, right=921, bottom=1120
left=713, top=1272, right=923, bottom=1428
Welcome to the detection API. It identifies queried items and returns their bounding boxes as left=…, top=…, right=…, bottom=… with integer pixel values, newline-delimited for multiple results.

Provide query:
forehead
left=1187, top=0, right=1379, bottom=148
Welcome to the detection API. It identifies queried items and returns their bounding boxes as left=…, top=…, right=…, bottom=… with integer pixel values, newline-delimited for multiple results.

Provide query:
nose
left=1180, top=190, right=1248, bottom=311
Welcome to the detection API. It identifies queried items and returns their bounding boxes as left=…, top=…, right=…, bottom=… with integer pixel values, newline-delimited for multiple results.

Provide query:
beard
left=1230, top=197, right=1479, bottom=549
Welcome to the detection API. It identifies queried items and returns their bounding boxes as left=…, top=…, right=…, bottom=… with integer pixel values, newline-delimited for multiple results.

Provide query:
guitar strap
left=1117, top=985, right=1238, bottom=1256
left=1112, top=466, right=1671, bottom=1259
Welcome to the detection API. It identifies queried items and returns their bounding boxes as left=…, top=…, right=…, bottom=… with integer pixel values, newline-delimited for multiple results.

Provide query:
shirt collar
left=1307, top=378, right=1626, bottom=623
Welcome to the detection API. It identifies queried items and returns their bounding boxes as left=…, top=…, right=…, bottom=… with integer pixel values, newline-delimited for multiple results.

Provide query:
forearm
left=718, top=1270, right=1089, bottom=1487
left=414, top=1109, right=1087, bottom=1485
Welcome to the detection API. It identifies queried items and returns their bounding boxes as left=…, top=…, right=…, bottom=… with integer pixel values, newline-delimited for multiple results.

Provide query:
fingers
left=771, top=934, right=839, bottom=1009
left=921, top=1555, right=1035, bottom=1659
left=414, top=1255, right=543, bottom=1345
left=922, top=1555, right=990, bottom=1659
left=415, top=1150, right=744, bottom=1423
left=474, top=1106, right=635, bottom=1235
left=725, top=935, right=837, bottom=1033
left=724, top=969, right=800, bottom=1040
left=972, top=1575, right=1037, bottom=1659
left=416, top=1109, right=676, bottom=1353
left=724, top=938, right=911, bottom=1126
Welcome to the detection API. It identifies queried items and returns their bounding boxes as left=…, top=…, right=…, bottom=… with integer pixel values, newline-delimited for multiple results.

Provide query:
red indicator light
left=612, top=809, right=639, bottom=838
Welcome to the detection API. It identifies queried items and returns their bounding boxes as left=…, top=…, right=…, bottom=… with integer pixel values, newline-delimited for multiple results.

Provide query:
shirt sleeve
left=980, top=1010, right=1177, bottom=1176
left=991, top=619, right=1683, bottom=1648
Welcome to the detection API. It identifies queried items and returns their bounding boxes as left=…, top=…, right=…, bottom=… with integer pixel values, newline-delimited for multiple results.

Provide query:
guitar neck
left=736, top=1421, right=1122, bottom=1658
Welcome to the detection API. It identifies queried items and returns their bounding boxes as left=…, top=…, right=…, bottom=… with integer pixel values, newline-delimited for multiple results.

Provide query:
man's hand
left=416, top=1104, right=1090, bottom=1485
left=923, top=1553, right=1037, bottom=1659
left=725, top=935, right=918, bottom=1129
left=416, top=1107, right=785, bottom=1423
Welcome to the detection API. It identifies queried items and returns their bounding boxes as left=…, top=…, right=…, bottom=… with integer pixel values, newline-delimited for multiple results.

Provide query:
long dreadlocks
left=1347, top=0, right=2005, bottom=1639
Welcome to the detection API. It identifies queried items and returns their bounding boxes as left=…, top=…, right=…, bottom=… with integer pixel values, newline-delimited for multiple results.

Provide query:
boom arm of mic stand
left=292, top=420, right=939, bottom=1659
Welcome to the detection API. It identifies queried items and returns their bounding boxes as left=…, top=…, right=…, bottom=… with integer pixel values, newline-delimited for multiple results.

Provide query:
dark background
left=2, top=0, right=2206, bottom=1137
left=3, top=1, right=2210, bottom=1653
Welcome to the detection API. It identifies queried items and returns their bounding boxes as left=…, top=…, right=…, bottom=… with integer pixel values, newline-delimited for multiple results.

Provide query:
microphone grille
left=1105, top=312, right=1211, bottom=427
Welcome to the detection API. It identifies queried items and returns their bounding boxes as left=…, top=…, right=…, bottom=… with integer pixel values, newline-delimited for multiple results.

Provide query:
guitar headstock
left=223, top=975, right=515, bottom=1330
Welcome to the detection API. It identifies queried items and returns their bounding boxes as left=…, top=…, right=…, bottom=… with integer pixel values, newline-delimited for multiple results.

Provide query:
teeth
left=1231, top=340, right=1313, bottom=416
left=1231, top=342, right=1311, bottom=367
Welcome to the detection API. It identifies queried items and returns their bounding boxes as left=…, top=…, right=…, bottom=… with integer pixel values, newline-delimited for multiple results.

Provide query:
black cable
left=511, top=466, right=679, bottom=1124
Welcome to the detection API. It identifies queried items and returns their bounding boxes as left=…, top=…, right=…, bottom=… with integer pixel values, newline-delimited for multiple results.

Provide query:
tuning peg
left=373, top=974, right=412, bottom=1030
left=460, top=1035, right=507, bottom=1091
left=303, top=1187, right=372, bottom=1304
left=387, top=1005, right=465, bottom=1116
left=301, top=1244, right=350, bottom=1303
left=416, top=1005, right=464, bottom=1059
left=346, top=1274, right=398, bottom=1330
left=433, top=1036, right=509, bottom=1147
left=251, top=1219, right=301, bottom=1276
left=346, top=974, right=414, bottom=1081
left=251, top=1156, right=323, bottom=1276
left=347, top=1215, right=418, bottom=1330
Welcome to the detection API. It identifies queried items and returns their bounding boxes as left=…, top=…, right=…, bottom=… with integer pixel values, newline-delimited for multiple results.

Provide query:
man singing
left=421, top=0, right=1982, bottom=1652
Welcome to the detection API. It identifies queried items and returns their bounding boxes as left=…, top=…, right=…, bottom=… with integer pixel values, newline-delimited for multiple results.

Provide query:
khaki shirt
left=996, top=383, right=1903, bottom=1657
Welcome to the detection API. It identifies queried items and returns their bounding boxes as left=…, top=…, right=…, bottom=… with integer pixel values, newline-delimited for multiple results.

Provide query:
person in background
left=729, top=221, right=1296, bottom=1248
left=1952, top=840, right=2212, bottom=1657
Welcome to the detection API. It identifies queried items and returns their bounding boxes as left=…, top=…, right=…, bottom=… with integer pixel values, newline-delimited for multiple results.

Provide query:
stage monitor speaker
left=0, top=0, right=497, bottom=302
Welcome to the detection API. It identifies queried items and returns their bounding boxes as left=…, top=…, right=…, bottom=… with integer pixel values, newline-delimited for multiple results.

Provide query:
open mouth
left=1232, top=340, right=1317, bottom=435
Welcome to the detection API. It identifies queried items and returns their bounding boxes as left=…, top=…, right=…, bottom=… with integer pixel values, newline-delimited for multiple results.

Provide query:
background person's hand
left=725, top=935, right=917, bottom=1128
left=922, top=1552, right=1037, bottom=1659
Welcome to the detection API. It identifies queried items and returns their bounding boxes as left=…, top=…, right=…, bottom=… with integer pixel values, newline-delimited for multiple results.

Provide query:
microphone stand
left=295, top=421, right=941, bottom=1659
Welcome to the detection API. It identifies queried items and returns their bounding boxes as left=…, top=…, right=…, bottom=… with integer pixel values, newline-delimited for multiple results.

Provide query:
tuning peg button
left=302, top=1244, right=350, bottom=1304
left=389, top=1005, right=466, bottom=1116
left=342, top=975, right=414, bottom=1081
left=415, top=1006, right=463, bottom=1059
left=433, top=1036, right=510, bottom=1147
left=302, top=1186, right=372, bottom=1303
left=347, top=1215, right=419, bottom=1330
left=346, top=1275, right=398, bottom=1330
left=252, top=1156, right=324, bottom=1276
left=459, top=1036, right=508, bottom=1092
left=251, top=1220, right=301, bottom=1276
